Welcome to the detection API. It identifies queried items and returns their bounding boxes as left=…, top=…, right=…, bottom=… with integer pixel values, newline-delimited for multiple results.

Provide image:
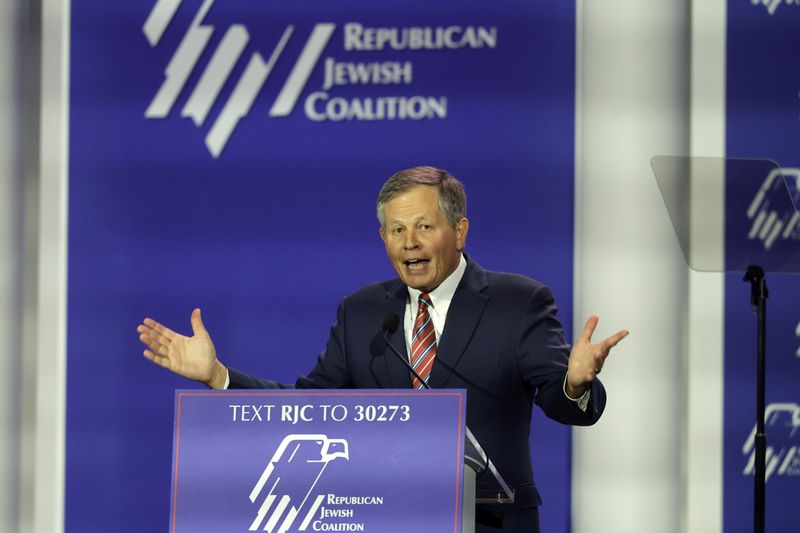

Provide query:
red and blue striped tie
left=410, top=293, right=437, bottom=389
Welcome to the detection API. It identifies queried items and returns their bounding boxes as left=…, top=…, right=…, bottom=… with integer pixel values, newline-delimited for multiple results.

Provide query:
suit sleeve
left=515, top=284, right=606, bottom=426
left=227, top=299, right=352, bottom=389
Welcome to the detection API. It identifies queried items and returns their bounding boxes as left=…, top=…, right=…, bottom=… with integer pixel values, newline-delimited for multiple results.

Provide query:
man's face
left=380, top=185, right=468, bottom=292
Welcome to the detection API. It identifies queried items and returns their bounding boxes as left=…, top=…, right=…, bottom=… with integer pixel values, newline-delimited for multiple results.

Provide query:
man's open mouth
left=404, top=258, right=430, bottom=270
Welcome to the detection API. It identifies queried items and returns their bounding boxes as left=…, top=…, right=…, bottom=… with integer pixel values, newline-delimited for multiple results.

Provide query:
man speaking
left=138, top=166, right=628, bottom=532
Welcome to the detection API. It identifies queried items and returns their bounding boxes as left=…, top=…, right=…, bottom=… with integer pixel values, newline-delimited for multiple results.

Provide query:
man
left=138, top=166, right=628, bottom=532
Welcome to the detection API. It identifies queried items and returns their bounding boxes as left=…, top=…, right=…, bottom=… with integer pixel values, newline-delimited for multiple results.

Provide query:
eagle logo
left=248, top=434, right=350, bottom=532
left=743, top=403, right=800, bottom=480
left=746, top=167, right=799, bottom=251
left=143, top=0, right=335, bottom=158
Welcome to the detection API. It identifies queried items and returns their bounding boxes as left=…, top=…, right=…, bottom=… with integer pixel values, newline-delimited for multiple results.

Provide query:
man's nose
left=403, top=229, right=420, bottom=250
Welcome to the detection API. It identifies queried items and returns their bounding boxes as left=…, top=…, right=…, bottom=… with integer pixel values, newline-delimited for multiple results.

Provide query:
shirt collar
left=407, top=254, right=467, bottom=313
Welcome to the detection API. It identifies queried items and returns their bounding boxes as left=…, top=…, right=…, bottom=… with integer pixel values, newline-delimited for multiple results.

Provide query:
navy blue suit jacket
left=228, top=256, right=605, bottom=513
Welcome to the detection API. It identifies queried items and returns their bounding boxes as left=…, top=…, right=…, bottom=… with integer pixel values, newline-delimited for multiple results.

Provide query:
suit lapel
left=429, top=258, right=489, bottom=388
left=374, top=279, right=413, bottom=389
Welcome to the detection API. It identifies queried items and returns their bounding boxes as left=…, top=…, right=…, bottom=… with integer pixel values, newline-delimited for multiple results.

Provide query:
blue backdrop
left=725, top=2, right=800, bottom=532
left=67, top=1, right=577, bottom=531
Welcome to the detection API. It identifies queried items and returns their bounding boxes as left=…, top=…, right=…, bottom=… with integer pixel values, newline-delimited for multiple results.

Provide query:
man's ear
left=455, top=217, right=469, bottom=250
left=379, top=226, right=386, bottom=244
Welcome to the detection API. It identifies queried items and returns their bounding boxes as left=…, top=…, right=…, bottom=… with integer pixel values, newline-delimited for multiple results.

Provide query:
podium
left=168, top=389, right=514, bottom=532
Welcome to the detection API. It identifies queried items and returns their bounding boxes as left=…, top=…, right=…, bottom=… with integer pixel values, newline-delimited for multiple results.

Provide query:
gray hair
left=376, top=166, right=467, bottom=228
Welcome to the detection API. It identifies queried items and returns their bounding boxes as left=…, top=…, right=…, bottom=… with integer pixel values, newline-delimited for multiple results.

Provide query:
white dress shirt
left=403, top=254, right=468, bottom=350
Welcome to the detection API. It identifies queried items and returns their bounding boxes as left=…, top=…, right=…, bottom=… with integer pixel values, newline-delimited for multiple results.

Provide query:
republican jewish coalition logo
left=751, top=0, right=800, bottom=16
left=746, top=167, right=800, bottom=250
left=742, top=403, right=800, bottom=480
left=248, top=434, right=349, bottom=532
left=143, top=0, right=497, bottom=157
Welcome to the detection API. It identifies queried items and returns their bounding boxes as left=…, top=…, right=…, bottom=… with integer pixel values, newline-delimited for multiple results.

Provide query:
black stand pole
left=743, top=265, right=768, bottom=533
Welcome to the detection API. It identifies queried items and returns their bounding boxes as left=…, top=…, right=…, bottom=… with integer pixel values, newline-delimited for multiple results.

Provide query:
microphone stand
left=380, top=325, right=515, bottom=505
left=382, top=327, right=431, bottom=393
left=743, top=265, right=768, bottom=533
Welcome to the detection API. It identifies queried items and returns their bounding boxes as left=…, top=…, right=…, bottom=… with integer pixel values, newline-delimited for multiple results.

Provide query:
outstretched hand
left=137, top=308, right=227, bottom=389
left=566, top=315, right=629, bottom=398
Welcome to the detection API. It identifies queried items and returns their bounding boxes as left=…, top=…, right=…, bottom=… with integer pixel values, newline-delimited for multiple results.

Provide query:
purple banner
left=170, top=390, right=465, bottom=533
left=67, top=1, right=576, bottom=531
left=725, top=2, right=800, bottom=532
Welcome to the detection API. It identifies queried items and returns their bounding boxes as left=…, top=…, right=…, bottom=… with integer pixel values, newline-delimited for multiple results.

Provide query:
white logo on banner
left=751, top=0, right=800, bottom=16
left=742, top=403, right=800, bottom=480
left=248, top=434, right=349, bottom=532
left=143, top=0, right=497, bottom=157
left=796, top=319, right=800, bottom=357
left=746, top=167, right=800, bottom=250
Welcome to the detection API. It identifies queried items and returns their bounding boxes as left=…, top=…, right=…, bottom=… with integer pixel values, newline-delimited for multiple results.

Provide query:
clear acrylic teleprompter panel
left=650, top=156, right=799, bottom=274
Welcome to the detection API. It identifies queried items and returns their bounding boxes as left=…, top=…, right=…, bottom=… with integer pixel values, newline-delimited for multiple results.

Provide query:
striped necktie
left=410, top=293, right=437, bottom=389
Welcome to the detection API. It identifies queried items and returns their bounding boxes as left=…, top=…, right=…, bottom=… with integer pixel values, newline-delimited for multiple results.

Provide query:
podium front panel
left=170, top=389, right=465, bottom=533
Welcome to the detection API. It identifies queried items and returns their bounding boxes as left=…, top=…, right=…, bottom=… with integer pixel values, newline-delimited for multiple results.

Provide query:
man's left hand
left=566, top=315, right=629, bottom=398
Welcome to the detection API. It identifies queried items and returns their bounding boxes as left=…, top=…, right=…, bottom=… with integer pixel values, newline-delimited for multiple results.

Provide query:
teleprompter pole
left=743, top=265, right=768, bottom=533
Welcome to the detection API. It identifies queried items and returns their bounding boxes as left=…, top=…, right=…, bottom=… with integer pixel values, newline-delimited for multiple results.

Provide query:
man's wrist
left=565, top=381, right=589, bottom=401
left=563, top=374, right=591, bottom=412
left=206, top=360, right=228, bottom=390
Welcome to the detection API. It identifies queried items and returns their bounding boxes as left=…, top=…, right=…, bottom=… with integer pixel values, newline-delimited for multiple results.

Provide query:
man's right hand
left=137, top=308, right=228, bottom=389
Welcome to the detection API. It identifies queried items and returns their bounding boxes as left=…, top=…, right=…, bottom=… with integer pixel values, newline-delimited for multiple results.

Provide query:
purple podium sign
left=170, top=390, right=466, bottom=533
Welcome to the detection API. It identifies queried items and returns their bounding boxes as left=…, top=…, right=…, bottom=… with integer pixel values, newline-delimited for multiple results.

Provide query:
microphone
left=381, top=313, right=400, bottom=336
left=381, top=313, right=431, bottom=390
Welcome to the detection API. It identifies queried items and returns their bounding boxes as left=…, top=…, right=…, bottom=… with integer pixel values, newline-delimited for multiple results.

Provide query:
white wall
left=684, top=1, right=726, bottom=531
left=0, top=0, right=23, bottom=531
left=18, top=0, right=69, bottom=531
left=574, top=1, right=691, bottom=532
left=574, top=1, right=728, bottom=532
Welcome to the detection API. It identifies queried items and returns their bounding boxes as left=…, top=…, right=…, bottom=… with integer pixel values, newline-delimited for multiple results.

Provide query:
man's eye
left=392, top=227, right=404, bottom=235
left=419, top=224, right=431, bottom=230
